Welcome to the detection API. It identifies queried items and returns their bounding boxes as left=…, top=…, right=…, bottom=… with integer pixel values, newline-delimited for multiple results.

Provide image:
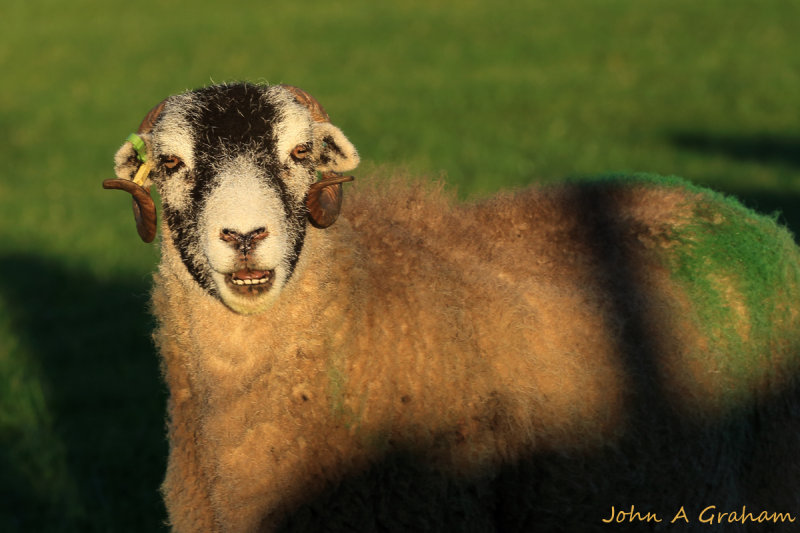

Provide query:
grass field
left=1, top=0, right=799, bottom=530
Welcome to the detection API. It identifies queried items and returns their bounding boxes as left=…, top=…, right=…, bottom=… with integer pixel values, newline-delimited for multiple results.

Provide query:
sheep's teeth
left=230, top=272, right=272, bottom=286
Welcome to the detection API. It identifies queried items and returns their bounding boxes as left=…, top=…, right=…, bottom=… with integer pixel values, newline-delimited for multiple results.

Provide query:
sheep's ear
left=113, top=139, right=141, bottom=181
left=103, top=100, right=166, bottom=243
left=104, top=134, right=158, bottom=243
left=113, top=134, right=155, bottom=183
left=312, top=122, right=360, bottom=173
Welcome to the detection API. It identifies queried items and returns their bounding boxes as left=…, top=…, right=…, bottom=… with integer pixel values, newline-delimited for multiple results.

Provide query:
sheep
left=103, top=82, right=800, bottom=532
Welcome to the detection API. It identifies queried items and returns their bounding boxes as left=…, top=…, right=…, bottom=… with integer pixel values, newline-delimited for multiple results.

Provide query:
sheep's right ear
left=102, top=100, right=165, bottom=243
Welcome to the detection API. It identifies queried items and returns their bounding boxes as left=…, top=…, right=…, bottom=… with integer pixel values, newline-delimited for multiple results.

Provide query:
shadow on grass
left=670, top=132, right=800, bottom=169
left=669, top=131, right=800, bottom=240
left=0, top=254, right=167, bottom=533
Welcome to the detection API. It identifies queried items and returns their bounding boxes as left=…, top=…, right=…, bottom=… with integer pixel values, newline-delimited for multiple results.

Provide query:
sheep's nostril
left=220, top=229, right=240, bottom=243
left=220, top=228, right=269, bottom=257
left=248, top=227, right=269, bottom=242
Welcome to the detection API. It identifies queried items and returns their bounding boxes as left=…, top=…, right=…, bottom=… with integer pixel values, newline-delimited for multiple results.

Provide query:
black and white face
left=112, top=83, right=359, bottom=314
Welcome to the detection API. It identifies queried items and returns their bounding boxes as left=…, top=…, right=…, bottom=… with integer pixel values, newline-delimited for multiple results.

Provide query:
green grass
left=1, top=0, right=799, bottom=530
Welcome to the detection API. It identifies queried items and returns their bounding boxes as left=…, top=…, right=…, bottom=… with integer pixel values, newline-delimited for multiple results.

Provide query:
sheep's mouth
left=225, top=269, right=275, bottom=296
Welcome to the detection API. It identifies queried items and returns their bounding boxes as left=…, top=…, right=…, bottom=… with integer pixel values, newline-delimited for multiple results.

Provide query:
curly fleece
left=151, top=173, right=800, bottom=532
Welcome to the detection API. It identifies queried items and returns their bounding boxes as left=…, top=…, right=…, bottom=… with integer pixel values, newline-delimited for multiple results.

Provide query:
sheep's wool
left=110, top=83, right=800, bottom=533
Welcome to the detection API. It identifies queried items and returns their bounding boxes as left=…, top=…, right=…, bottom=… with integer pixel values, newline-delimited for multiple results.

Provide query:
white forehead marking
left=153, top=94, right=197, bottom=170
left=148, top=95, right=198, bottom=212
left=270, top=89, right=313, bottom=163
left=268, top=88, right=318, bottom=201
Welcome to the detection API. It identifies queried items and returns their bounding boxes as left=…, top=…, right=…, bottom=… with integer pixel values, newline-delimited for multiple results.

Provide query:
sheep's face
left=111, top=84, right=359, bottom=314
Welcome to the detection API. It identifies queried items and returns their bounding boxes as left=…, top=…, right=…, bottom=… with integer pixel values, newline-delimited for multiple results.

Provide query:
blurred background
left=1, top=0, right=798, bottom=530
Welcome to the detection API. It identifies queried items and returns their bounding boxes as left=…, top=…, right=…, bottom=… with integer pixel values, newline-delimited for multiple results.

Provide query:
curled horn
left=102, top=100, right=166, bottom=243
left=103, top=178, right=158, bottom=242
left=282, top=85, right=353, bottom=228
left=305, top=173, right=355, bottom=228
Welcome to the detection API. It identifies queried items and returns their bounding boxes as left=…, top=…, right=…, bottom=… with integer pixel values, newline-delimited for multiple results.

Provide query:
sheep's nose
left=220, top=227, right=269, bottom=255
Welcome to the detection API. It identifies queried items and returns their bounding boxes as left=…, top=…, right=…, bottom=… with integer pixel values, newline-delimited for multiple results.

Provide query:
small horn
left=305, top=172, right=355, bottom=229
left=138, top=100, right=167, bottom=134
left=281, top=85, right=330, bottom=123
left=103, top=178, right=158, bottom=242
left=104, top=98, right=167, bottom=242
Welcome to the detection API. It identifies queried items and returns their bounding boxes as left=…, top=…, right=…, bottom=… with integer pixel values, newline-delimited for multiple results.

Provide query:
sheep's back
left=322, top=174, right=800, bottom=530
left=344, top=174, right=800, bottom=422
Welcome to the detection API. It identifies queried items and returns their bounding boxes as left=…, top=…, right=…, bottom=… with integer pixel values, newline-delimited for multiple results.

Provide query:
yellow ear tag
left=126, top=133, right=153, bottom=187
left=132, top=159, right=154, bottom=187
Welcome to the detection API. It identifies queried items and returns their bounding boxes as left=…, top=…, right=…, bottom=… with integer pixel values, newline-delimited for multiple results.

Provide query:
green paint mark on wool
left=326, top=349, right=364, bottom=430
left=326, top=353, right=349, bottom=419
left=569, top=173, right=800, bottom=410
left=615, top=174, right=800, bottom=399
left=671, top=187, right=799, bottom=365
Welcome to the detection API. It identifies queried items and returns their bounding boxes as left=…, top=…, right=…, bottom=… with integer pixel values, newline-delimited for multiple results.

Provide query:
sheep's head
left=104, top=83, right=359, bottom=314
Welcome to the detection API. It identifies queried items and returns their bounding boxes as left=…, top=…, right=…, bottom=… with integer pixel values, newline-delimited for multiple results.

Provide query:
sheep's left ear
left=312, top=122, right=360, bottom=173
left=280, top=84, right=359, bottom=228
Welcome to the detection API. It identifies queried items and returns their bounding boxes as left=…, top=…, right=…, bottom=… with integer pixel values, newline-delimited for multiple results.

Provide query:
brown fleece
left=152, top=176, right=800, bottom=532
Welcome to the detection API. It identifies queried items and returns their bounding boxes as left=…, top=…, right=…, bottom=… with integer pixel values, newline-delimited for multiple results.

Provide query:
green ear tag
left=127, top=133, right=148, bottom=163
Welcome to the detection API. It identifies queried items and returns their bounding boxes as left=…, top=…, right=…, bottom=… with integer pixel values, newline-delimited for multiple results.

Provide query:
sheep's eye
left=164, top=155, right=183, bottom=168
left=291, top=144, right=310, bottom=161
left=162, top=155, right=184, bottom=171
